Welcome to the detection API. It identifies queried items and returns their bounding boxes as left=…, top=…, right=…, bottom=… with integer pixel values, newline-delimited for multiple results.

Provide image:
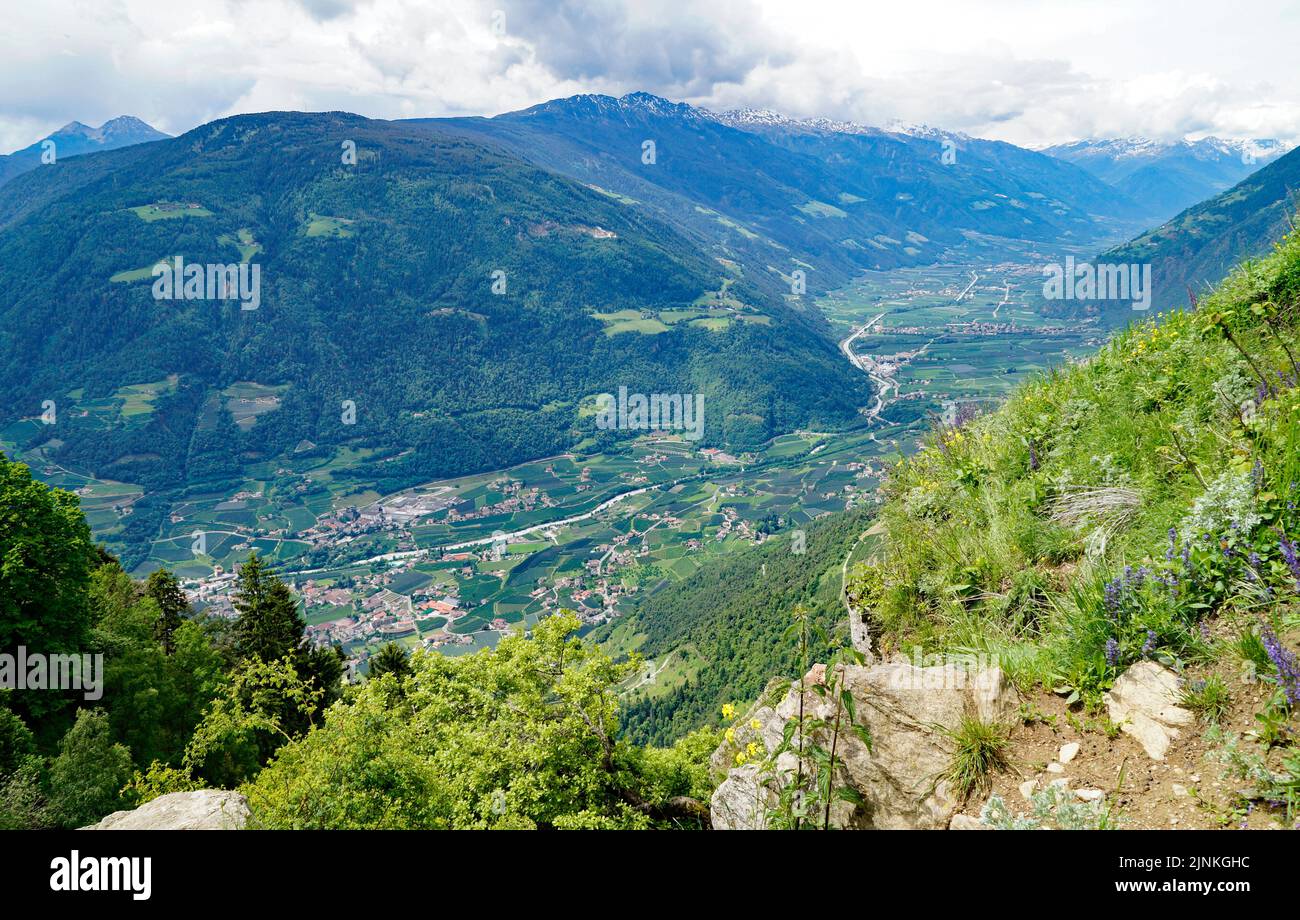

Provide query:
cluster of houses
left=444, top=478, right=556, bottom=523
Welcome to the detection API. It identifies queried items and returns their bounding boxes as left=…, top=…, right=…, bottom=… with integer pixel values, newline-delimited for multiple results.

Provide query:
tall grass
left=851, top=229, right=1300, bottom=700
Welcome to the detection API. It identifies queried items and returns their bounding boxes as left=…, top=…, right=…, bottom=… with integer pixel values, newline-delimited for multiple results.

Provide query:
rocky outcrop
left=1103, top=661, right=1192, bottom=760
left=82, top=790, right=250, bottom=830
left=711, top=659, right=1019, bottom=829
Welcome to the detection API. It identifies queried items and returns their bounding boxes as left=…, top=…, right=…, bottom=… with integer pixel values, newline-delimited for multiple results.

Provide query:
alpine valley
left=5, top=86, right=1300, bottom=834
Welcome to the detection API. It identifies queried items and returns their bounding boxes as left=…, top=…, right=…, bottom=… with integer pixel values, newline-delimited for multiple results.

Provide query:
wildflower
left=734, top=751, right=748, bottom=766
left=1104, top=579, right=1122, bottom=617
left=1028, top=441, right=1039, bottom=472
left=1105, top=637, right=1120, bottom=667
left=1251, top=460, right=1264, bottom=493
left=749, top=718, right=761, bottom=731
left=746, top=742, right=759, bottom=757
left=724, top=727, right=736, bottom=744
left=1166, top=527, right=1178, bottom=561
left=1141, top=629, right=1157, bottom=658
left=1279, top=534, right=1300, bottom=590
left=1260, top=624, right=1300, bottom=706
left=722, top=703, right=736, bottom=719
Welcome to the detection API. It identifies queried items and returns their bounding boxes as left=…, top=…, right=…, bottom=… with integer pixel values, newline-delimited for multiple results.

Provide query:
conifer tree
left=232, top=553, right=306, bottom=663
left=145, top=568, right=189, bottom=655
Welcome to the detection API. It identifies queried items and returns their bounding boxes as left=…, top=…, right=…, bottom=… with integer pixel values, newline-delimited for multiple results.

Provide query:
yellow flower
left=749, top=718, right=762, bottom=730
left=725, top=727, right=736, bottom=743
left=721, top=703, right=736, bottom=719
left=746, top=742, right=759, bottom=756
left=734, top=751, right=748, bottom=766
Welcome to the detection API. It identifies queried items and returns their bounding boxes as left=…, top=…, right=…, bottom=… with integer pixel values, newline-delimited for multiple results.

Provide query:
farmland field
left=1, top=240, right=1125, bottom=665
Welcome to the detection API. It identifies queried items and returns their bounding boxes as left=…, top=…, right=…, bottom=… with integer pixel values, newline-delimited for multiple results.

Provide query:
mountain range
left=1101, top=143, right=1300, bottom=312
left=3, top=92, right=1283, bottom=567
left=0, top=116, right=168, bottom=188
left=0, top=108, right=873, bottom=565
left=433, top=94, right=1149, bottom=296
left=1043, top=135, right=1292, bottom=222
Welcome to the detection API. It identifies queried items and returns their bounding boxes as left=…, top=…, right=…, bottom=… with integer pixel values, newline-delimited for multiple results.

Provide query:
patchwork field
left=2, top=240, right=1128, bottom=669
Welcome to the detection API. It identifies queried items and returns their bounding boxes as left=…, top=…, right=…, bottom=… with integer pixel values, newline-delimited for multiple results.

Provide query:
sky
left=2, top=0, right=1298, bottom=153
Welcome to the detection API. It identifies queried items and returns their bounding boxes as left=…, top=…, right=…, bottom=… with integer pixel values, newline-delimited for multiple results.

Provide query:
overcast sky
left=3, top=0, right=1298, bottom=153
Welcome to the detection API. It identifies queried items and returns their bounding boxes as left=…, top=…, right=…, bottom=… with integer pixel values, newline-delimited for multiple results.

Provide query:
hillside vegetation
left=1102, top=148, right=1300, bottom=313
left=850, top=228, right=1300, bottom=739
left=7, top=218, right=1300, bottom=833
left=0, top=111, right=866, bottom=568
left=611, top=506, right=874, bottom=745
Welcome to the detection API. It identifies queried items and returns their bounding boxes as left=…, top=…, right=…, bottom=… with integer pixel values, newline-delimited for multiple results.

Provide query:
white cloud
left=1, top=0, right=1297, bottom=152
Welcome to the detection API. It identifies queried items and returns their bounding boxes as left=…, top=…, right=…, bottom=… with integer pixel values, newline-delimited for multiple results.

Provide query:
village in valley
left=4, top=245, right=1102, bottom=677
left=174, top=431, right=885, bottom=674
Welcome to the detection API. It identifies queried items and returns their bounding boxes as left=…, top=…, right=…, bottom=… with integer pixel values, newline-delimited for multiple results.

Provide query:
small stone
left=1075, top=788, right=1104, bottom=802
left=1046, top=762, right=1065, bottom=774
left=1189, top=774, right=1200, bottom=783
left=1018, top=779, right=1037, bottom=801
left=949, top=814, right=987, bottom=830
left=1171, top=783, right=1188, bottom=798
left=1059, top=742, right=1080, bottom=764
left=1049, top=778, right=1070, bottom=791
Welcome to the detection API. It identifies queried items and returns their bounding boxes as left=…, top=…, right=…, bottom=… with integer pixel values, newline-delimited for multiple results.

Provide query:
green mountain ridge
left=433, top=92, right=1149, bottom=298
left=1099, top=145, right=1300, bottom=314
left=0, top=109, right=868, bottom=568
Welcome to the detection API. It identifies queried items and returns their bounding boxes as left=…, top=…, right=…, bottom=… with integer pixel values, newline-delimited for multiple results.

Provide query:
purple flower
left=1251, top=460, right=1264, bottom=492
left=1028, top=441, right=1039, bottom=472
left=1280, top=535, right=1300, bottom=590
left=1141, top=629, right=1157, bottom=657
left=1104, top=578, right=1122, bottom=617
left=1105, top=637, right=1120, bottom=667
left=1260, top=625, right=1300, bottom=706
left=1166, top=527, right=1178, bottom=561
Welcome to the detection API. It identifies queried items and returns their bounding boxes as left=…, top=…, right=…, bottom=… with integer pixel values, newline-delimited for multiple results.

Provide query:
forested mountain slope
left=1100, top=146, right=1300, bottom=313
left=0, top=109, right=868, bottom=567
left=431, top=93, right=1147, bottom=297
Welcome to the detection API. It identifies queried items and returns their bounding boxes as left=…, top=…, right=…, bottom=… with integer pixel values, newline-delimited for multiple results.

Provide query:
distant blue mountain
left=0, top=116, right=169, bottom=187
left=427, top=93, right=1148, bottom=295
left=1043, top=136, right=1293, bottom=222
